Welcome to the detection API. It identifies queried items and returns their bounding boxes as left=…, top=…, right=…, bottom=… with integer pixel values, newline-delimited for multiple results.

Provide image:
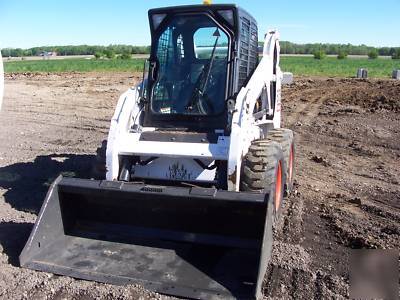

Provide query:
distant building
left=40, top=51, right=57, bottom=58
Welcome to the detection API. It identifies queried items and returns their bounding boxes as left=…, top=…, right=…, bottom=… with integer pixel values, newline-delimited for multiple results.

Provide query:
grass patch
left=4, top=58, right=145, bottom=73
left=4, top=56, right=400, bottom=78
left=280, top=56, right=400, bottom=78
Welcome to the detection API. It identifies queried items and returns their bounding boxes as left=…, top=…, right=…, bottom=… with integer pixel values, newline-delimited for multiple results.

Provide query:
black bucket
left=20, top=176, right=274, bottom=299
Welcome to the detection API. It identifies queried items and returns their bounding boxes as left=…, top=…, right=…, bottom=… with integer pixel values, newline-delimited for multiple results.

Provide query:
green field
left=4, top=58, right=146, bottom=73
left=4, top=56, right=400, bottom=78
left=280, top=56, right=400, bottom=78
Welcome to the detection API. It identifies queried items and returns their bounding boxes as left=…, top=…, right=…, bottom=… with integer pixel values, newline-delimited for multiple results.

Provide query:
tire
left=92, top=140, right=107, bottom=180
left=265, top=128, right=295, bottom=195
left=241, top=139, right=286, bottom=221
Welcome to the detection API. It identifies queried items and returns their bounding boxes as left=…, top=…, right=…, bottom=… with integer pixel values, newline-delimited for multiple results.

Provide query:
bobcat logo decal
left=167, top=162, right=192, bottom=180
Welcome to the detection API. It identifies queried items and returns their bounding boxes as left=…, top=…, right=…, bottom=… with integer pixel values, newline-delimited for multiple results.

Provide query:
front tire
left=241, top=140, right=286, bottom=221
left=266, top=128, right=295, bottom=195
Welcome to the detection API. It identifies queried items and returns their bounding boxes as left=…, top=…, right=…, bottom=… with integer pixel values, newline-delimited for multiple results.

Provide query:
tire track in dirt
left=286, top=85, right=341, bottom=128
left=275, top=85, right=332, bottom=242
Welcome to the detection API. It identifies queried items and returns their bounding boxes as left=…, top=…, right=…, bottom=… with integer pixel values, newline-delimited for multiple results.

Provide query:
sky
left=0, top=0, right=399, bottom=49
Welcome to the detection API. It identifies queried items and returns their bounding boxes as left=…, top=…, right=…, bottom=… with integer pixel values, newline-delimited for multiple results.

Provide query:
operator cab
left=144, top=4, right=259, bottom=131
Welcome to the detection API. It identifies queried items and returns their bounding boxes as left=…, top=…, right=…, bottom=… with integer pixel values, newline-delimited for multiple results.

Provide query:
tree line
left=2, top=42, right=399, bottom=58
left=1, top=45, right=150, bottom=57
left=278, top=41, right=399, bottom=57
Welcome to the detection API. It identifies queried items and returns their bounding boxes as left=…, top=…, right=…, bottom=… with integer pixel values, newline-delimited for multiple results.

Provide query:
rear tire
left=92, top=140, right=107, bottom=180
left=241, top=140, right=286, bottom=221
left=265, top=128, right=295, bottom=195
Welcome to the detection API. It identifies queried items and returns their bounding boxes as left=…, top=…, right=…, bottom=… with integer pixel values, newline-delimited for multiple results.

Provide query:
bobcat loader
left=20, top=4, right=295, bottom=299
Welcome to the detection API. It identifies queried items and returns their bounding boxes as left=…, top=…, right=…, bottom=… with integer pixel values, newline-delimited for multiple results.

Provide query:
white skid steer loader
left=20, top=4, right=295, bottom=300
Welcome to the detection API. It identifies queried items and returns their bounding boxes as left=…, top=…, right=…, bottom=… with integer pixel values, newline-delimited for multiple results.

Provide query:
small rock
left=349, top=197, right=362, bottom=205
left=311, top=155, right=330, bottom=166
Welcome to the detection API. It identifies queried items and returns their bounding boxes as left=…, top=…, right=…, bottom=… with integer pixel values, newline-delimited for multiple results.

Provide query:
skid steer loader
left=20, top=3, right=295, bottom=299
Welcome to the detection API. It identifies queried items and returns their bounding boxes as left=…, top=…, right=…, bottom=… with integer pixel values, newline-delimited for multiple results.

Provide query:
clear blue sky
left=1, top=0, right=399, bottom=48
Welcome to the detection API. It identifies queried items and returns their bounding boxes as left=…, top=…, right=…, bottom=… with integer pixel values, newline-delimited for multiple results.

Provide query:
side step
left=20, top=176, right=274, bottom=299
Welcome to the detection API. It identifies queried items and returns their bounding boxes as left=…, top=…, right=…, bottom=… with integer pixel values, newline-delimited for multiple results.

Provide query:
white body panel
left=106, top=30, right=282, bottom=190
left=118, top=133, right=229, bottom=160
left=133, top=157, right=216, bottom=182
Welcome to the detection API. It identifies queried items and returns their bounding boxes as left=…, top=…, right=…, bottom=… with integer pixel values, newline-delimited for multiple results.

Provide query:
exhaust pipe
left=20, top=176, right=274, bottom=299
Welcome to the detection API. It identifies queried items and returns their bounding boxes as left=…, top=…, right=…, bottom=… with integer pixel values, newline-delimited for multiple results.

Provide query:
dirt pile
left=308, top=78, right=400, bottom=112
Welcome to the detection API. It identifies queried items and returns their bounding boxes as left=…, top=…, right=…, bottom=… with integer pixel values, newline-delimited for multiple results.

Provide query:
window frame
left=145, top=11, right=235, bottom=130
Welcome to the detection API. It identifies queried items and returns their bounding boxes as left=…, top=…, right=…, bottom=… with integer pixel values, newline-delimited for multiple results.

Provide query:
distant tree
left=389, top=48, right=397, bottom=57
left=337, top=50, right=347, bottom=59
left=327, top=44, right=339, bottom=55
left=368, top=50, right=378, bottom=59
left=120, top=51, right=132, bottom=60
left=379, top=47, right=390, bottom=56
left=313, top=50, right=326, bottom=59
left=2, top=43, right=399, bottom=58
left=1, top=49, right=10, bottom=57
left=94, top=52, right=102, bottom=59
left=131, top=46, right=150, bottom=54
left=392, top=49, right=400, bottom=60
left=10, top=48, right=23, bottom=57
left=23, top=49, right=33, bottom=56
left=104, top=49, right=115, bottom=59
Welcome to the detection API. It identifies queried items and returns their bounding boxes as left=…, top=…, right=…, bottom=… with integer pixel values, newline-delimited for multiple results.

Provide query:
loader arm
left=106, top=86, right=142, bottom=180
left=228, top=31, right=282, bottom=191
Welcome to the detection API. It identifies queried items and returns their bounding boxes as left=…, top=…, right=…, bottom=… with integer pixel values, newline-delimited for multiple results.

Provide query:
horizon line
left=2, top=41, right=400, bottom=50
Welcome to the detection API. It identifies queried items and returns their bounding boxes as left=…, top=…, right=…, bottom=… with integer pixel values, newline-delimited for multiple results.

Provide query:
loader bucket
left=20, top=176, right=274, bottom=300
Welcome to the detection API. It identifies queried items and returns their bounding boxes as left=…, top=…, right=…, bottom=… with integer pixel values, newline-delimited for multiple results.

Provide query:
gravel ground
left=0, top=73, right=399, bottom=299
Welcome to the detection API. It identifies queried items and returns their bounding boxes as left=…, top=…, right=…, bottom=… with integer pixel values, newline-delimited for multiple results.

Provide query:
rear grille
left=141, top=186, right=164, bottom=193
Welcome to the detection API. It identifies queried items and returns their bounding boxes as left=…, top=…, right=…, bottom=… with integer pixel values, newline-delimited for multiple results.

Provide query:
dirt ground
left=0, top=73, right=399, bottom=299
